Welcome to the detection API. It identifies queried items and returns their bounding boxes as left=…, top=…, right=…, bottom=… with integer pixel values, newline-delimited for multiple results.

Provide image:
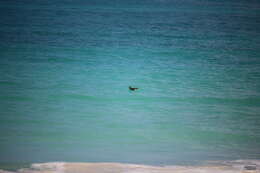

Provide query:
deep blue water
left=0, top=0, right=260, bottom=167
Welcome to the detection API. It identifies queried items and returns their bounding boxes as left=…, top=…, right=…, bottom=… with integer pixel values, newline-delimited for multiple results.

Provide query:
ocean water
left=0, top=0, right=260, bottom=170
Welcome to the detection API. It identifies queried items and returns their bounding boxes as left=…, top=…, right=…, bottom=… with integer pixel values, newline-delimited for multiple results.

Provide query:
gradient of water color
left=0, top=0, right=260, bottom=169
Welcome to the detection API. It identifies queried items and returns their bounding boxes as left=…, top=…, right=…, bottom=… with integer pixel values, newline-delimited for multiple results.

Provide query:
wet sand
left=0, top=160, right=259, bottom=173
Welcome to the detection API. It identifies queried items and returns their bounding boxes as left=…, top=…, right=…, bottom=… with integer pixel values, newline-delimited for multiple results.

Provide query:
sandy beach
left=0, top=160, right=259, bottom=173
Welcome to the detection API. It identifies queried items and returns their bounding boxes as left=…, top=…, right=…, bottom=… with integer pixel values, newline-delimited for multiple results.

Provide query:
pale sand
left=0, top=160, right=259, bottom=173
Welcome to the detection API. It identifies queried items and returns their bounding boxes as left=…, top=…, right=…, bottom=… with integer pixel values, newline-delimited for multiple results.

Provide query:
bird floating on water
left=129, top=86, right=139, bottom=91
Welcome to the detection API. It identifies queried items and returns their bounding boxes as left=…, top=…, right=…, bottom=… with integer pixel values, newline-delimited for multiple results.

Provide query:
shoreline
left=0, top=160, right=259, bottom=173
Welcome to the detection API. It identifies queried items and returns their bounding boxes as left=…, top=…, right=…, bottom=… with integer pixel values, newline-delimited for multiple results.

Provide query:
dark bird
left=129, top=86, right=139, bottom=91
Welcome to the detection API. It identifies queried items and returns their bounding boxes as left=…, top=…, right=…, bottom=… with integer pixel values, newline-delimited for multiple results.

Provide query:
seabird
left=129, top=86, right=139, bottom=91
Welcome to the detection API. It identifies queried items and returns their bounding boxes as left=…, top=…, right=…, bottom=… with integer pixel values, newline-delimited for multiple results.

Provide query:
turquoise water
left=0, top=0, right=260, bottom=167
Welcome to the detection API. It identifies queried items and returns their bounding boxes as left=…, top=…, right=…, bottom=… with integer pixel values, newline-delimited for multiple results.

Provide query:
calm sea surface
left=0, top=0, right=260, bottom=168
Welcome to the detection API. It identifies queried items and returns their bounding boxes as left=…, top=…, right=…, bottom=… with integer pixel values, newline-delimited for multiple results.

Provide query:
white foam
left=17, top=162, right=65, bottom=173
left=0, top=160, right=259, bottom=173
left=31, top=162, right=65, bottom=172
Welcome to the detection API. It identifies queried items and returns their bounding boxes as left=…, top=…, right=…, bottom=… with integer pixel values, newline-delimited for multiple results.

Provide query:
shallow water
left=0, top=0, right=260, bottom=169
